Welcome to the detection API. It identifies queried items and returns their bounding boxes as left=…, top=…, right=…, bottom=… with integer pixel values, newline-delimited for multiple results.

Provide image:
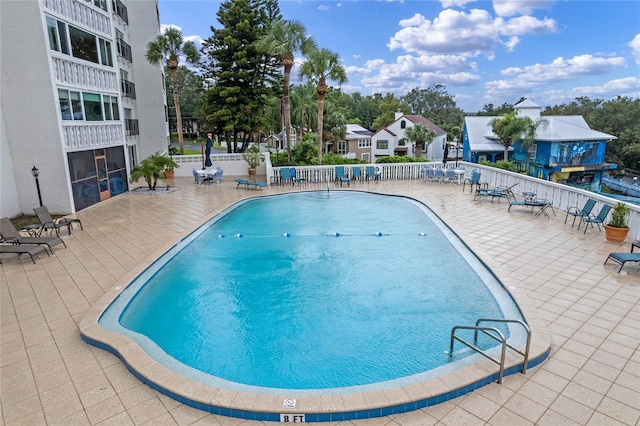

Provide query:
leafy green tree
left=371, top=94, right=409, bottom=130
left=292, top=140, right=317, bottom=165
left=257, top=19, right=316, bottom=161
left=405, top=123, right=436, bottom=158
left=402, top=84, right=463, bottom=134
left=478, top=102, right=515, bottom=116
left=299, top=47, right=348, bottom=165
left=290, top=83, right=317, bottom=138
left=201, top=0, right=280, bottom=152
left=347, top=92, right=380, bottom=130
left=489, top=112, right=531, bottom=160
left=146, top=27, right=200, bottom=155
left=325, top=111, right=347, bottom=152
left=165, top=66, right=205, bottom=136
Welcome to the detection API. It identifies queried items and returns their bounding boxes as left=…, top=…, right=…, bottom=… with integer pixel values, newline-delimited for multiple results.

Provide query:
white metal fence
left=168, top=154, right=640, bottom=241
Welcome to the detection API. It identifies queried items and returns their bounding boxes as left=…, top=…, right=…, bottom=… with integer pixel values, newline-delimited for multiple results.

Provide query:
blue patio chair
left=366, top=166, right=379, bottom=181
left=419, top=165, right=428, bottom=180
left=446, top=168, right=456, bottom=183
left=352, top=167, right=362, bottom=181
left=290, top=167, right=304, bottom=184
left=463, top=171, right=483, bottom=192
left=335, top=166, right=350, bottom=186
left=434, top=167, right=445, bottom=183
left=604, top=252, right=640, bottom=273
left=565, top=199, right=596, bottom=228
left=579, top=204, right=612, bottom=234
left=214, top=167, right=223, bottom=184
left=424, top=167, right=436, bottom=182
left=192, top=168, right=203, bottom=185
left=280, top=167, right=292, bottom=184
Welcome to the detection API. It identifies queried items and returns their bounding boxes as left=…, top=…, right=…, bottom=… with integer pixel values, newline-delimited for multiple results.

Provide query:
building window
left=358, top=139, right=371, bottom=148
left=377, top=140, right=388, bottom=149
left=46, top=16, right=113, bottom=67
left=400, top=120, right=406, bottom=129
left=46, top=16, right=70, bottom=55
left=103, top=96, right=120, bottom=120
left=59, top=89, right=119, bottom=122
left=338, top=141, right=346, bottom=154
left=58, top=89, right=84, bottom=120
left=362, top=153, right=370, bottom=162
left=69, top=25, right=99, bottom=63
left=83, top=92, right=103, bottom=121
left=86, top=0, right=108, bottom=12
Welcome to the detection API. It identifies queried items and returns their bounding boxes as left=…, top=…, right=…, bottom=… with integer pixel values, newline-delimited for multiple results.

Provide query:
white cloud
left=630, top=34, right=640, bottom=65
left=484, top=54, right=628, bottom=101
left=500, top=55, right=626, bottom=81
left=545, top=77, right=640, bottom=103
left=160, top=24, right=182, bottom=33
left=440, top=0, right=476, bottom=8
left=318, top=4, right=330, bottom=11
left=360, top=53, right=481, bottom=96
left=387, top=9, right=556, bottom=56
left=492, top=0, right=555, bottom=17
left=184, top=35, right=205, bottom=50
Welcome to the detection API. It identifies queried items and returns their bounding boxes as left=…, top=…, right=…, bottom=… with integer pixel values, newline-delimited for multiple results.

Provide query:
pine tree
left=201, top=0, right=281, bottom=152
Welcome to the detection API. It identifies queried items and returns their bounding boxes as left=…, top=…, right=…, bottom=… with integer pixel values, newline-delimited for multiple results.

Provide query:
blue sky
left=158, top=0, right=640, bottom=112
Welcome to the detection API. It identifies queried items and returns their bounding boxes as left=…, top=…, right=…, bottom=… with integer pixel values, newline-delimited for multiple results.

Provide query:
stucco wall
left=1, top=0, right=73, bottom=215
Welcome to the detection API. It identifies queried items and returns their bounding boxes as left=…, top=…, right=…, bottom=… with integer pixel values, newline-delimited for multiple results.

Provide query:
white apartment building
left=1, top=0, right=168, bottom=217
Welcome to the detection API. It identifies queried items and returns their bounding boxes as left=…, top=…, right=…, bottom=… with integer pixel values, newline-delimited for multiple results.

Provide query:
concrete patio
left=1, top=177, right=638, bottom=425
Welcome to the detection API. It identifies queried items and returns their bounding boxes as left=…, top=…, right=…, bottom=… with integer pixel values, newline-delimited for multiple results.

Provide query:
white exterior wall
left=124, top=0, right=168, bottom=161
left=371, top=117, right=445, bottom=161
left=0, top=0, right=166, bottom=217
left=0, top=109, right=21, bottom=218
left=1, top=0, right=73, bottom=216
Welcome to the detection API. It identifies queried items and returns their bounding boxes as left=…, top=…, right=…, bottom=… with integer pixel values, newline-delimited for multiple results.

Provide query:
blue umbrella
left=205, top=137, right=212, bottom=167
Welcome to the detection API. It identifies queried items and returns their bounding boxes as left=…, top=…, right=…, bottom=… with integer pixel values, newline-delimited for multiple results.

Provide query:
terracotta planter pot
left=164, top=170, right=175, bottom=179
left=248, top=168, right=257, bottom=176
left=604, top=224, right=629, bottom=243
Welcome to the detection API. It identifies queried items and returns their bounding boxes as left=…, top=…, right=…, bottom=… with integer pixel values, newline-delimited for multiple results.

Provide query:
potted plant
left=129, top=152, right=178, bottom=190
left=242, top=145, right=262, bottom=176
left=604, top=202, right=631, bottom=243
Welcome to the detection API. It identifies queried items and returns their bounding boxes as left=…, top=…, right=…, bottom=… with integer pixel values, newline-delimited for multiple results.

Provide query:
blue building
left=461, top=99, right=617, bottom=191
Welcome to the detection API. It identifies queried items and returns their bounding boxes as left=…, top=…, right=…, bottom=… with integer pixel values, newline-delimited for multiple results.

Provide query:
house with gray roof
left=336, top=124, right=373, bottom=161
left=371, top=113, right=447, bottom=161
left=461, top=99, right=617, bottom=191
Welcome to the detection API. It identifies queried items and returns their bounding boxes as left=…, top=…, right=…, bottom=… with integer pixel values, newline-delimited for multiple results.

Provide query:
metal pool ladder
left=449, top=318, right=531, bottom=384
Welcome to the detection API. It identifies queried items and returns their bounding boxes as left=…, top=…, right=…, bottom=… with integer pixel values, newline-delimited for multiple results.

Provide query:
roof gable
left=389, top=114, right=447, bottom=136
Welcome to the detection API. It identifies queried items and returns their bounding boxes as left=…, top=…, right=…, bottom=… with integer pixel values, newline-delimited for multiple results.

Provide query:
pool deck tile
left=2, top=177, right=639, bottom=425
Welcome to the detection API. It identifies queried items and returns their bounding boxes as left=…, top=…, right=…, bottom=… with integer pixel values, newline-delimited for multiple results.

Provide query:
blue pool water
left=102, top=191, right=524, bottom=391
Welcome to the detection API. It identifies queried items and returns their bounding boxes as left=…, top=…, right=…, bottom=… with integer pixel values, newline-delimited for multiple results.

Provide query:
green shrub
left=376, top=156, right=429, bottom=164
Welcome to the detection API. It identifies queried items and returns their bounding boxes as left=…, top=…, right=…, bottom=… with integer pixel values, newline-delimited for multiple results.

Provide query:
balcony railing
left=112, top=0, right=128, bottom=24
left=121, top=79, right=136, bottom=99
left=116, top=38, right=132, bottom=62
left=124, top=119, right=139, bottom=136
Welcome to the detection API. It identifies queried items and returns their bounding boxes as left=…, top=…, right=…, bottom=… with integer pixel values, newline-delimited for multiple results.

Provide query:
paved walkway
left=1, top=178, right=638, bottom=425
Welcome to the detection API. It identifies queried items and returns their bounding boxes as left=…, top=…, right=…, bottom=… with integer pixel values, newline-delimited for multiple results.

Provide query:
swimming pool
left=83, top=190, right=548, bottom=421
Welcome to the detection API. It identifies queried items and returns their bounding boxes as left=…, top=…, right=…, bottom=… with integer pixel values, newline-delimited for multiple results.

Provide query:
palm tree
left=325, top=111, right=348, bottom=152
left=299, top=48, right=348, bottom=165
left=405, top=123, right=436, bottom=158
left=146, top=27, right=200, bottom=155
left=489, top=112, right=530, bottom=160
left=520, top=117, right=548, bottom=172
left=291, top=84, right=317, bottom=138
left=257, top=20, right=316, bottom=162
left=129, top=153, right=178, bottom=190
